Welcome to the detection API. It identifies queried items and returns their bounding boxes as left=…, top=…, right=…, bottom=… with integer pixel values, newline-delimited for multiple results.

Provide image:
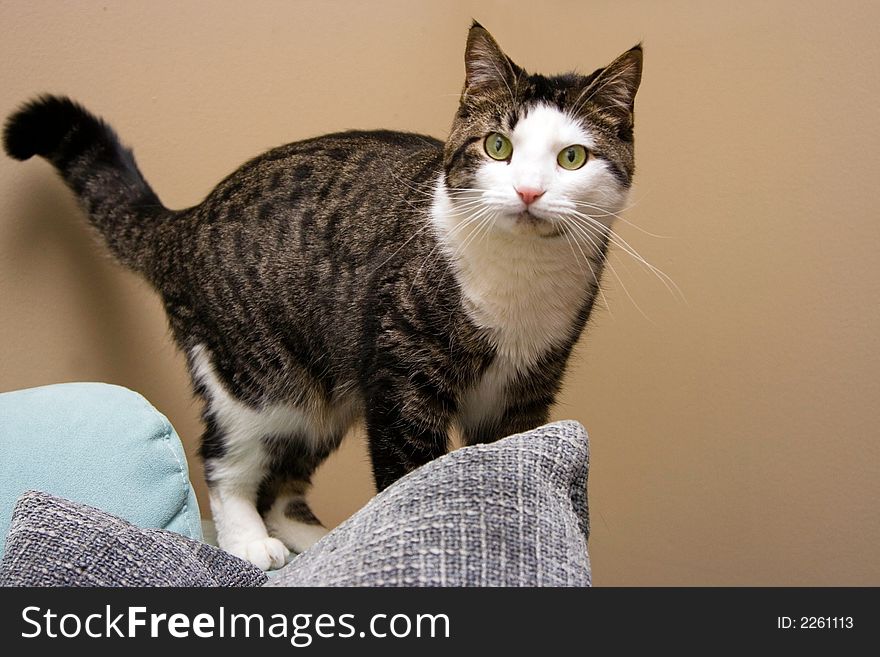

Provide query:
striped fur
left=3, top=22, right=642, bottom=568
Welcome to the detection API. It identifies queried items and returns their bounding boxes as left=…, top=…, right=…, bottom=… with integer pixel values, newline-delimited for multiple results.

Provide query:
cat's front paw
left=227, top=536, right=290, bottom=571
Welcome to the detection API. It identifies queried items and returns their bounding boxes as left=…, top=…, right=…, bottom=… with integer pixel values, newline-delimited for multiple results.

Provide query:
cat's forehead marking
left=509, top=103, right=594, bottom=151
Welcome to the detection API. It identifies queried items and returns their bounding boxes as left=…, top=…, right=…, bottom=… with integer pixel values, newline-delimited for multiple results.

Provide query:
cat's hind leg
left=190, top=344, right=290, bottom=570
left=259, top=435, right=341, bottom=554
left=190, top=344, right=345, bottom=567
left=201, top=416, right=290, bottom=571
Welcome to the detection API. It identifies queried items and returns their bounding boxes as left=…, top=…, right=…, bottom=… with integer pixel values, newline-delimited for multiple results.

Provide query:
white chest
left=431, top=188, right=600, bottom=431
left=453, top=248, right=589, bottom=430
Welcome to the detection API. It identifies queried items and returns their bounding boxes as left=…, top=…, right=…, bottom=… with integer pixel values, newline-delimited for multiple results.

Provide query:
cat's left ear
left=581, top=45, right=643, bottom=127
left=462, top=21, right=521, bottom=102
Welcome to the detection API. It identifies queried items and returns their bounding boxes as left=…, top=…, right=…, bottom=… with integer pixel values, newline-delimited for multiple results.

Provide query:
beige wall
left=2, top=0, right=878, bottom=585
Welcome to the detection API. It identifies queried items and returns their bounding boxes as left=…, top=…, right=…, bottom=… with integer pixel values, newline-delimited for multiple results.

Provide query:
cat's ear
left=581, top=45, right=643, bottom=126
left=462, top=21, right=520, bottom=101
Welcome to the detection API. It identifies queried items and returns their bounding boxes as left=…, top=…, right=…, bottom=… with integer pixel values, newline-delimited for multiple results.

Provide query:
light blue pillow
left=0, top=383, right=202, bottom=556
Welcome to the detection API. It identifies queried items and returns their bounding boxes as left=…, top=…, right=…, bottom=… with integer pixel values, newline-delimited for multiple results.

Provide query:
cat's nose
left=516, top=187, right=545, bottom=205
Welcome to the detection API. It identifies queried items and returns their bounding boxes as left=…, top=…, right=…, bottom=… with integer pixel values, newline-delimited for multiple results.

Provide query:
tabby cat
left=3, top=23, right=642, bottom=569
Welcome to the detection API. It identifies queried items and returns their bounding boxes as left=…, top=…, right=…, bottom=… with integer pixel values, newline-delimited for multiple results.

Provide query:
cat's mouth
left=515, top=210, right=561, bottom=237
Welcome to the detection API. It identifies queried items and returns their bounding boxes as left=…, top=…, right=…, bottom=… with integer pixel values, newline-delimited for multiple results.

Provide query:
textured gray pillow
left=267, top=420, right=591, bottom=587
left=0, top=491, right=266, bottom=587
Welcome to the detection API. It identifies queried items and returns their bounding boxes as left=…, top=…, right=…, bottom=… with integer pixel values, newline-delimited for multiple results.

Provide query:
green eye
left=484, top=132, right=513, bottom=161
left=557, top=145, right=589, bottom=170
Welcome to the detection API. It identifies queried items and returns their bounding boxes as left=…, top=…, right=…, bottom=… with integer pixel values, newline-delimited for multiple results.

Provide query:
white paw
left=268, top=520, right=329, bottom=554
left=227, top=537, right=290, bottom=571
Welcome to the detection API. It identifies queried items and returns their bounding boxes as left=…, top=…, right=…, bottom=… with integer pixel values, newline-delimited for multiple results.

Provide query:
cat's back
left=198, top=129, right=444, bottom=222
left=153, top=129, right=447, bottom=354
left=156, top=128, right=444, bottom=286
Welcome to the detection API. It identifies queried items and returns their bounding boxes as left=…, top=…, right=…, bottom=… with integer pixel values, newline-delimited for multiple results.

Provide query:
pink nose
left=516, top=187, right=545, bottom=205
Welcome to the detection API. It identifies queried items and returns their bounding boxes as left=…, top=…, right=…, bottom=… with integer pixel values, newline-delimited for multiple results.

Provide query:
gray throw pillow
left=267, top=420, right=591, bottom=587
left=0, top=490, right=266, bottom=587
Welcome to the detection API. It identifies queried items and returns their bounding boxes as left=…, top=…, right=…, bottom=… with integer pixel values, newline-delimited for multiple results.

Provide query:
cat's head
left=442, top=22, right=642, bottom=237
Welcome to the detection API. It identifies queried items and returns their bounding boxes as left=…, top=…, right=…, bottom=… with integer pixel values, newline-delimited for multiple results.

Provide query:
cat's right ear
left=462, top=21, right=519, bottom=102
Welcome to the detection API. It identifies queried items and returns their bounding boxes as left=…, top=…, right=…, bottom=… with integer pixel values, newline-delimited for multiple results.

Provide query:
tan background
left=1, top=0, right=878, bottom=585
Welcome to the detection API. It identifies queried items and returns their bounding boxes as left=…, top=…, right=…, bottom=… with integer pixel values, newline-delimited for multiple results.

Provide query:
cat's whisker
left=448, top=195, right=489, bottom=205
left=409, top=203, right=497, bottom=292
left=447, top=208, right=497, bottom=261
left=447, top=187, right=496, bottom=199
left=392, top=179, right=434, bottom=201
left=555, top=217, right=613, bottom=318
left=590, top=224, right=684, bottom=303
left=560, top=217, right=657, bottom=324
left=569, top=199, right=671, bottom=239
left=473, top=208, right=498, bottom=249
left=439, top=204, right=497, bottom=260
left=384, top=167, right=437, bottom=195
left=566, top=211, right=685, bottom=304
left=575, top=218, right=675, bottom=295
left=430, top=208, right=499, bottom=305
left=391, top=187, right=487, bottom=222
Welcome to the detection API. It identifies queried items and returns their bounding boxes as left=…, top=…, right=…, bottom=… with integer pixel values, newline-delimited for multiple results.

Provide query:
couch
left=0, top=383, right=591, bottom=587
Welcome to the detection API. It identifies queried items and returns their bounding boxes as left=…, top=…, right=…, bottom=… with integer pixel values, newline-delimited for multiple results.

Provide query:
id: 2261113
left=777, top=617, right=854, bottom=630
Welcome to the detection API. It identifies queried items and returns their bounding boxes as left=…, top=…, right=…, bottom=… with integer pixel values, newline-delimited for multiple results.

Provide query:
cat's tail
left=3, top=95, right=171, bottom=274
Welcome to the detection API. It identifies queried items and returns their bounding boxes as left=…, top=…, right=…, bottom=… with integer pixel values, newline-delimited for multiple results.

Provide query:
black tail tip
left=3, top=95, right=91, bottom=161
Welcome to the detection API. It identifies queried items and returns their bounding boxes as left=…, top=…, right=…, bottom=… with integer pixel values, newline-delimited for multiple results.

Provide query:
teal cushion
left=0, top=383, right=202, bottom=556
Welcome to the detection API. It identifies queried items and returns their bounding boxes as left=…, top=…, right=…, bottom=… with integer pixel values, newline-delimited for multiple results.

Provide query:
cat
left=3, top=22, right=642, bottom=570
